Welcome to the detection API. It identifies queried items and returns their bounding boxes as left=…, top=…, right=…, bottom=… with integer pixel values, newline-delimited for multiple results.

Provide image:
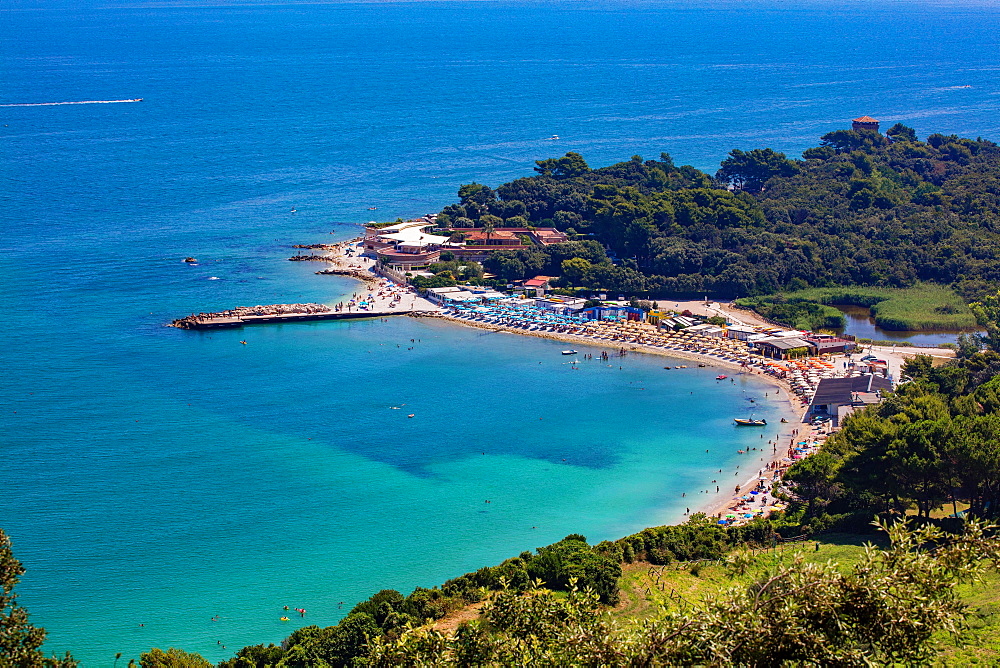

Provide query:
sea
left=3, top=0, right=999, bottom=663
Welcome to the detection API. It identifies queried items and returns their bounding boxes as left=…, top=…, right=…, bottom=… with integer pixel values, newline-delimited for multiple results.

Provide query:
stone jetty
left=170, top=303, right=406, bottom=330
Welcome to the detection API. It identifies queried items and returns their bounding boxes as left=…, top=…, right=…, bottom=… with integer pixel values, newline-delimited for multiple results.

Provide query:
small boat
left=734, top=418, right=767, bottom=426
left=368, top=206, right=378, bottom=210
left=561, top=350, right=577, bottom=355
left=716, top=374, right=728, bottom=380
left=407, top=413, right=415, bottom=418
left=548, top=134, right=559, bottom=140
left=184, top=257, right=197, bottom=263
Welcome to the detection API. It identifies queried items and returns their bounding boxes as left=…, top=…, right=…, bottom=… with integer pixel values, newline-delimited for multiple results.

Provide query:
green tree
left=533, top=152, right=591, bottom=178
left=970, top=289, right=1000, bottom=349
left=886, top=123, right=918, bottom=142
left=0, top=528, right=77, bottom=667
left=138, top=648, right=211, bottom=668
left=216, top=644, right=284, bottom=668
left=277, top=613, right=380, bottom=667
left=560, top=257, right=592, bottom=282
left=716, top=148, right=798, bottom=191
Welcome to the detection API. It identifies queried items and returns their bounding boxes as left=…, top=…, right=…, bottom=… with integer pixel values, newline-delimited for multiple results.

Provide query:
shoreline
left=312, top=238, right=881, bottom=529
left=314, top=237, right=813, bottom=528
left=424, top=312, right=807, bottom=526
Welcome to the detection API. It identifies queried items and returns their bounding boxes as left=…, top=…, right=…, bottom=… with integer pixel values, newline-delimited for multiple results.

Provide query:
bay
left=3, top=0, right=999, bottom=662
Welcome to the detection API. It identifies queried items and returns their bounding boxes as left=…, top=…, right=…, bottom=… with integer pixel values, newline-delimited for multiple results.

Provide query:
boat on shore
left=734, top=417, right=767, bottom=426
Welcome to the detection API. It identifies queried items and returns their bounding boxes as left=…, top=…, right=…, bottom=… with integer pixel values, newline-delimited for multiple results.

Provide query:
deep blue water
left=4, top=0, right=1000, bottom=663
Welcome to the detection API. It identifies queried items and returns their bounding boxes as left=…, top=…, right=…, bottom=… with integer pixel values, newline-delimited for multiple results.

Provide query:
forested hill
left=437, top=124, right=1000, bottom=299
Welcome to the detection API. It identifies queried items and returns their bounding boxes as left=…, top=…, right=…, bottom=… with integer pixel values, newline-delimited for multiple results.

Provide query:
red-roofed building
left=522, top=275, right=554, bottom=296
left=528, top=228, right=569, bottom=245
left=852, top=116, right=880, bottom=132
left=463, top=229, right=522, bottom=246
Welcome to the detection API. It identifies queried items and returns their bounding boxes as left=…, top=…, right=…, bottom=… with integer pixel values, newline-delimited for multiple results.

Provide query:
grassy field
left=613, top=532, right=1000, bottom=665
left=740, top=283, right=979, bottom=332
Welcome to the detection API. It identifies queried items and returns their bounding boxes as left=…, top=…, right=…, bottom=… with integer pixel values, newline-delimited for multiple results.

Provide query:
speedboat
left=734, top=418, right=767, bottom=426
left=561, top=350, right=578, bottom=355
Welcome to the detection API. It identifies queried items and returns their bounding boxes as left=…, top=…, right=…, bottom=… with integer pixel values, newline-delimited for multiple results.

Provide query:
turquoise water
left=4, top=0, right=1000, bottom=662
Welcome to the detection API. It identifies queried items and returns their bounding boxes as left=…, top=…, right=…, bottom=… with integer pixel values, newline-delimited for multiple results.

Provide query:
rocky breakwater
left=288, top=254, right=332, bottom=262
left=170, top=303, right=333, bottom=329
left=314, top=267, right=381, bottom=286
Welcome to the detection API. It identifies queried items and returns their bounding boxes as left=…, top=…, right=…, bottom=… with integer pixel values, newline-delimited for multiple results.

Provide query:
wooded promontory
left=436, top=124, right=1000, bottom=301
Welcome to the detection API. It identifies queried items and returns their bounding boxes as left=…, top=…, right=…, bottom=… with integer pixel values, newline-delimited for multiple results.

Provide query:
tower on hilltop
left=852, top=116, right=880, bottom=132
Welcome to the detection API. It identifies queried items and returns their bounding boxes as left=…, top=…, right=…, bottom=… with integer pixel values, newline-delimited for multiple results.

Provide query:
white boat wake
left=0, top=98, right=142, bottom=107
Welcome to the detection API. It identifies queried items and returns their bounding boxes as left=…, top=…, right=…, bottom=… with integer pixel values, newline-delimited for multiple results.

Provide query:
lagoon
left=833, top=305, right=982, bottom=348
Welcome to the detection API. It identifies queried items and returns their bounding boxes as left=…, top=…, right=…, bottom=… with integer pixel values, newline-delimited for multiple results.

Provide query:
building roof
left=523, top=276, right=554, bottom=288
left=812, top=375, right=893, bottom=407
left=531, top=229, right=569, bottom=244
left=757, top=337, right=813, bottom=350
left=377, top=221, right=450, bottom=245
left=442, top=291, right=480, bottom=302
left=853, top=115, right=879, bottom=123
left=465, top=229, right=519, bottom=240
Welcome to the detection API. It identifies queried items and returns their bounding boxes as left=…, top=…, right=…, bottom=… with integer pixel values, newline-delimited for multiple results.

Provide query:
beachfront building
left=582, top=305, right=645, bottom=322
left=725, top=325, right=759, bottom=341
left=438, top=226, right=568, bottom=262
left=684, top=323, right=725, bottom=338
left=425, top=286, right=508, bottom=306
left=364, top=220, right=450, bottom=270
left=535, top=297, right=588, bottom=314
left=805, top=333, right=856, bottom=355
left=522, top=276, right=554, bottom=297
left=808, top=374, right=893, bottom=426
left=646, top=310, right=672, bottom=326
left=754, top=336, right=815, bottom=360
left=461, top=229, right=523, bottom=247
left=424, top=286, right=463, bottom=305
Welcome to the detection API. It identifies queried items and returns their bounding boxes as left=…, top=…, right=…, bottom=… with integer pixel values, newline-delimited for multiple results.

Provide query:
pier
left=171, top=303, right=411, bottom=330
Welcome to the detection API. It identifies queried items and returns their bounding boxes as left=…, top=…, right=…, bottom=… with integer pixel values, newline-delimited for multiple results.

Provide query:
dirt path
left=432, top=602, right=485, bottom=635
